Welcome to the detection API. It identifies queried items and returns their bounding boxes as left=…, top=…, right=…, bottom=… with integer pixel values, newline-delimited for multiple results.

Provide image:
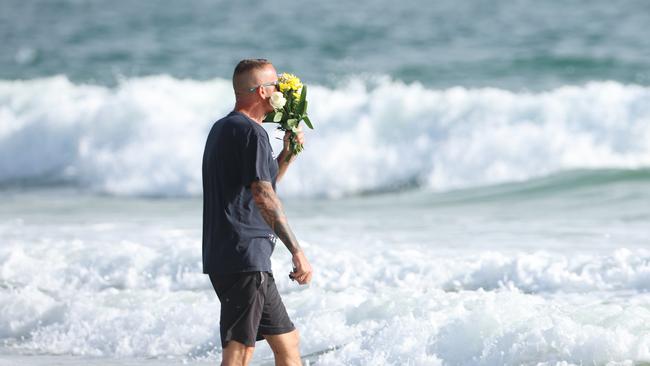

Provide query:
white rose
left=270, top=91, right=286, bottom=109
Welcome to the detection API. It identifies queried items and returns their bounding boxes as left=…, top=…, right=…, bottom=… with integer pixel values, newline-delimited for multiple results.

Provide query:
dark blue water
left=2, top=0, right=650, bottom=89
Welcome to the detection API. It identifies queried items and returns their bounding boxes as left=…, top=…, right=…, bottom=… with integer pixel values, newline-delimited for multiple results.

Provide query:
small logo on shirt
left=268, top=234, right=277, bottom=244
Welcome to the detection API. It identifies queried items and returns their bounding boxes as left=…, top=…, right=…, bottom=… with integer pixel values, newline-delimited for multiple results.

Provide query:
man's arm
left=275, top=129, right=304, bottom=183
left=251, top=180, right=300, bottom=253
left=251, top=180, right=312, bottom=284
left=275, top=150, right=294, bottom=184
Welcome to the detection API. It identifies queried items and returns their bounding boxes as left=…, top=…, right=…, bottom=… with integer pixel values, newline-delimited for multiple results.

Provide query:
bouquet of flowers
left=263, top=73, right=314, bottom=161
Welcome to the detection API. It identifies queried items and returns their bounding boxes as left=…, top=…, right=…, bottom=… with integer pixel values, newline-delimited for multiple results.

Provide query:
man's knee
left=265, top=329, right=300, bottom=355
left=284, top=329, right=300, bottom=351
left=265, top=330, right=301, bottom=366
left=222, top=340, right=255, bottom=366
left=286, top=329, right=301, bottom=346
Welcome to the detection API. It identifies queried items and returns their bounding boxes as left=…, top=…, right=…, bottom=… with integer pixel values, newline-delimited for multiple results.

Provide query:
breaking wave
left=1, top=75, right=649, bottom=197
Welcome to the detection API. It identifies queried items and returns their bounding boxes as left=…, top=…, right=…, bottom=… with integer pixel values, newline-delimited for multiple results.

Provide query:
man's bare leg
left=263, top=329, right=301, bottom=366
left=222, top=340, right=255, bottom=366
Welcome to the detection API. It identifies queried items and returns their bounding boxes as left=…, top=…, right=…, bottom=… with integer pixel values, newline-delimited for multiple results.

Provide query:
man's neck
left=234, top=104, right=265, bottom=125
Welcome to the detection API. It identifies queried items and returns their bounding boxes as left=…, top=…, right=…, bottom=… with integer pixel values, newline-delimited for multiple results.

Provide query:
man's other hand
left=289, top=250, right=312, bottom=285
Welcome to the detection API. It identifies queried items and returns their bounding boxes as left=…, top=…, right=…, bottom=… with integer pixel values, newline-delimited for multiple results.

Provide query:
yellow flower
left=279, top=73, right=303, bottom=93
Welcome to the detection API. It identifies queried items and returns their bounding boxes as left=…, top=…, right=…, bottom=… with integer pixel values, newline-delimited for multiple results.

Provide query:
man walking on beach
left=202, top=59, right=313, bottom=366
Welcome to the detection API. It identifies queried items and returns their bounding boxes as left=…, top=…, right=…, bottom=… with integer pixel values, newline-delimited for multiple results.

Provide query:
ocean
left=1, top=0, right=650, bottom=365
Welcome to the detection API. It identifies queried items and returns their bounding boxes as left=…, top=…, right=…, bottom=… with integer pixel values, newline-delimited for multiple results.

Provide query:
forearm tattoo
left=251, top=181, right=301, bottom=254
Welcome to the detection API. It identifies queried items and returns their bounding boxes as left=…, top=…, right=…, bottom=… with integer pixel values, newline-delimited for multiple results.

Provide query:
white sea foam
left=1, top=216, right=649, bottom=364
left=1, top=76, right=650, bottom=197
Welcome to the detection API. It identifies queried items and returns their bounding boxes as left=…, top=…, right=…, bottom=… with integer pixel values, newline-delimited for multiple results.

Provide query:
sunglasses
left=248, top=80, right=279, bottom=92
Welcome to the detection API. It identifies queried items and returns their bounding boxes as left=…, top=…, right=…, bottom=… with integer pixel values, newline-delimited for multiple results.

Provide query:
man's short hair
left=233, top=59, right=272, bottom=92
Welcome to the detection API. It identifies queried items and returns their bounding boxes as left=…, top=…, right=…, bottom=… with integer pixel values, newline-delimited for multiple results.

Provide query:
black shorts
left=209, top=271, right=295, bottom=348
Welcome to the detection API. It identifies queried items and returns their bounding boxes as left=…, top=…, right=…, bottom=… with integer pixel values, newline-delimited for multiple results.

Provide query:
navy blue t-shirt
left=202, top=110, right=279, bottom=274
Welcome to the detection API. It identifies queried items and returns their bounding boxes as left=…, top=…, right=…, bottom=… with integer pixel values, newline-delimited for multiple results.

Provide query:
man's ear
left=258, top=85, right=270, bottom=100
left=251, top=84, right=261, bottom=98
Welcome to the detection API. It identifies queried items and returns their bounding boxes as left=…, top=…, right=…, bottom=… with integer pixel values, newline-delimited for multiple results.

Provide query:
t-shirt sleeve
left=241, top=128, right=273, bottom=186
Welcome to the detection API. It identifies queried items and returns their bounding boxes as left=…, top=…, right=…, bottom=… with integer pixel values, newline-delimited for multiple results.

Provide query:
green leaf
left=286, top=118, right=297, bottom=128
left=273, top=111, right=283, bottom=122
left=263, top=112, right=275, bottom=123
left=297, top=85, right=307, bottom=115
left=302, top=101, right=308, bottom=118
left=303, top=115, right=314, bottom=129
